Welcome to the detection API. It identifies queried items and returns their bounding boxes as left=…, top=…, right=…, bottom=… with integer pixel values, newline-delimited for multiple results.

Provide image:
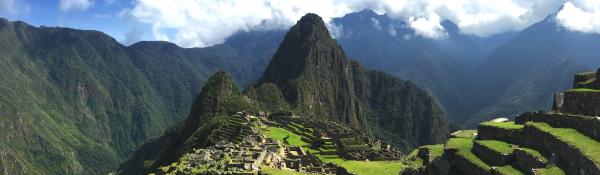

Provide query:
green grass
left=316, top=154, right=404, bottom=175
left=535, top=165, right=565, bottom=175
left=496, top=165, right=524, bottom=175
left=529, top=122, right=600, bottom=165
left=264, top=126, right=403, bottom=175
left=475, top=140, right=514, bottom=155
left=480, top=121, right=524, bottom=130
left=260, top=165, right=312, bottom=175
left=423, top=144, right=444, bottom=158
left=446, top=137, right=491, bottom=170
left=568, top=88, right=600, bottom=92
left=265, top=127, right=310, bottom=147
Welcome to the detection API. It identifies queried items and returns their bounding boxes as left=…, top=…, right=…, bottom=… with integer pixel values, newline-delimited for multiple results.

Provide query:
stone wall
left=560, top=91, right=600, bottom=116
left=573, top=72, right=597, bottom=88
left=521, top=125, right=600, bottom=175
left=477, top=125, right=525, bottom=145
left=512, top=148, right=547, bottom=173
left=472, top=141, right=512, bottom=166
left=443, top=149, right=490, bottom=175
left=516, top=112, right=600, bottom=142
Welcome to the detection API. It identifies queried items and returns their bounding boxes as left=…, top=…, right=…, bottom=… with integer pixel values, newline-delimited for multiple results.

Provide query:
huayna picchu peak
left=258, top=13, right=449, bottom=148
left=118, top=13, right=449, bottom=175
left=404, top=68, right=600, bottom=175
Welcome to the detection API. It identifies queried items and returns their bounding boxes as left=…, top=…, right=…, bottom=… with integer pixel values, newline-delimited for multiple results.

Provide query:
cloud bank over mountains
left=122, top=0, right=600, bottom=48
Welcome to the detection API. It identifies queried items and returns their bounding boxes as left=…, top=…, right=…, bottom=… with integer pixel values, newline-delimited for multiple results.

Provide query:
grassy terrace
left=568, top=88, right=600, bottom=93
left=317, top=155, right=404, bottom=175
left=519, top=147, right=548, bottom=163
left=423, top=144, right=444, bottom=158
left=475, top=140, right=514, bottom=155
left=529, top=122, right=600, bottom=165
left=446, top=137, right=490, bottom=170
left=480, top=121, right=524, bottom=130
left=260, top=165, right=311, bottom=175
left=265, top=127, right=311, bottom=148
left=264, top=126, right=404, bottom=175
left=535, top=165, right=565, bottom=175
left=497, top=165, right=523, bottom=175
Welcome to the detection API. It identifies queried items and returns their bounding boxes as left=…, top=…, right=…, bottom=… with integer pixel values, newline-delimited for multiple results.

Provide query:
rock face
left=256, top=13, right=448, bottom=149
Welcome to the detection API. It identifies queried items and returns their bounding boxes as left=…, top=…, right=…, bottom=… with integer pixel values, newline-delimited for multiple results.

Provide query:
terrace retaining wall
left=516, top=112, right=600, bottom=142
left=512, top=148, right=547, bottom=173
left=443, top=149, right=490, bottom=175
left=521, top=125, right=600, bottom=175
left=560, top=91, right=600, bottom=116
left=472, top=141, right=512, bottom=166
left=477, top=125, right=525, bottom=145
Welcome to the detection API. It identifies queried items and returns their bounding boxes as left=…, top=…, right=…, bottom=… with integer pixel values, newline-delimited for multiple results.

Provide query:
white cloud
left=387, top=25, right=397, bottom=36
left=59, top=0, right=93, bottom=12
left=371, top=18, right=381, bottom=30
left=408, top=14, right=446, bottom=38
left=0, top=0, right=30, bottom=15
left=129, top=0, right=567, bottom=48
left=556, top=1, right=600, bottom=33
left=123, top=27, right=143, bottom=45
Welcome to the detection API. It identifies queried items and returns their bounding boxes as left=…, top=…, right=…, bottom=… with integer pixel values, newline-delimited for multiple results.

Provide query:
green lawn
left=446, top=137, right=491, bottom=170
left=480, top=121, right=524, bottom=130
left=264, top=126, right=404, bottom=175
left=265, top=126, right=310, bottom=147
left=476, top=140, right=514, bottom=155
left=316, top=154, right=404, bottom=175
left=529, top=122, right=600, bottom=165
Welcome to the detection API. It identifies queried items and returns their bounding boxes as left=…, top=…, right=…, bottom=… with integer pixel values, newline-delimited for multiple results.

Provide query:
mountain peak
left=290, top=13, right=332, bottom=42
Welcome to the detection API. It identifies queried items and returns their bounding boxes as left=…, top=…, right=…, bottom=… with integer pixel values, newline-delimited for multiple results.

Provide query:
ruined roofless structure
left=553, top=68, right=600, bottom=116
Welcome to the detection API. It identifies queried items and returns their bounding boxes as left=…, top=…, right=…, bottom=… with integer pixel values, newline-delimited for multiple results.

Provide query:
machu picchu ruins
left=403, top=69, right=600, bottom=175
left=155, top=111, right=405, bottom=175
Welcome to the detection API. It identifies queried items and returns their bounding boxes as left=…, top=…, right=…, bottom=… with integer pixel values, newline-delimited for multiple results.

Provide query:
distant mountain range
left=1, top=8, right=600, bottom=175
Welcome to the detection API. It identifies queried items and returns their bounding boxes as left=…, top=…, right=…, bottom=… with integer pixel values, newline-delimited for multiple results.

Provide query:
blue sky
left=1, top=0, right=154, bottom=44
left=1, top=0, right=599, bottom=48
